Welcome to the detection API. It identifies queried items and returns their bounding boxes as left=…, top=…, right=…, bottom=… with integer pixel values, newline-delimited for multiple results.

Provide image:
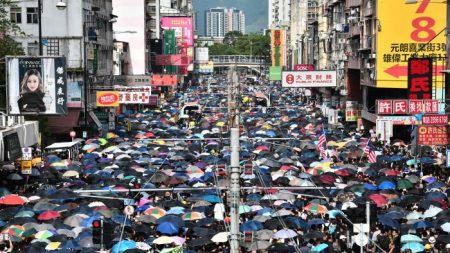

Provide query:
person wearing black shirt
left=17, top=69, right=46, bottom=113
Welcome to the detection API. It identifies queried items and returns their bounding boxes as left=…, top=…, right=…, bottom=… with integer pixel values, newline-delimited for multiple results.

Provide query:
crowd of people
left=0, top=80, right=449, bottom=253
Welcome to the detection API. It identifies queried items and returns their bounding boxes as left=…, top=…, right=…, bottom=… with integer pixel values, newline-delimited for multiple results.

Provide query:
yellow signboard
left=21, top=160, right=32, bottom=174
left=376, top=0, right=446, bottom=88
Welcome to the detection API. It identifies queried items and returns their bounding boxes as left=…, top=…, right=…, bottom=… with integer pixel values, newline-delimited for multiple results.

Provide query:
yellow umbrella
left=327, top=141, right=338, bottom=146
left=153, top=140, right=166, bottom=145
left=153, top=236, right=174, bottom=245
left=45, top=242, right=61, bottom=251
left=106, top=132, right=117, bottom=139
left=62, top=170, right=79, bottom=178
left=216, top=122, right=225, bottom=127
left=32, top=157, right=42, bottom=166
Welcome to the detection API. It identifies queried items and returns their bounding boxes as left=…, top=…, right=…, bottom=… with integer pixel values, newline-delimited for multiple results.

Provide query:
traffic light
left=92, top=219, right=103, bottom=244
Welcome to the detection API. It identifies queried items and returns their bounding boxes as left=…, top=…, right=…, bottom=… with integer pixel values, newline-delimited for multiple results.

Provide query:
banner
left=118, top=92, right=151, bottom=104
left=96, top=91, right=120, bottom=107
left=293, top=64, right=315, bottom=71
left=7, top=57, right=67, bottom=115
left=113, top=75, right=151, bottom=86
left=377, top=99, right=440, bottom=115
left=376, top=0, right=446, bottom=88
left=269, top=66, right=282, bottom=81
left=160, top=17, right=194, bottom=46
left=282, top=71, right=337, bottom=88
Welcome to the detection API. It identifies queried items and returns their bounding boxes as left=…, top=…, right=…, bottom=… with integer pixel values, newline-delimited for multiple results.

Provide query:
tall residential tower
left=205, top=7, right=245, bottom=38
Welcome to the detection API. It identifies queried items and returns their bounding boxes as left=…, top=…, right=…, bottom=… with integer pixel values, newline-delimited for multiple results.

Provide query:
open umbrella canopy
left=0, top=194, right=27, bottom=205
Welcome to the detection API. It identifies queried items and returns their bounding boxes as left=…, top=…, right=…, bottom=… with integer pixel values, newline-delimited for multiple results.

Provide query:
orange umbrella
left=0, top=194, right=26, bottom=205
left=38, top=210, right=61, bottom=221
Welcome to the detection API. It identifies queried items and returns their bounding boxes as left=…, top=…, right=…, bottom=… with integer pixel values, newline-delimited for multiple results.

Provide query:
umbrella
left=401, top=242, right=425, bottom=253
left=311, top=243, right=328, bottom=252
left=182, top=212, right=205, bottom=221
left=0, top=195, right=26, bottom=205
left=247, top=240, right=271, bottom=251
left=304, top=203, right=327, bottom=214
left=152, top=236, right=174, bottom=245
left=211, top=232, right=229, bottom=243
left=273, top=229, right=297, bottom=239
left=353, top=233, right=369, bottom=246
left=397, top=179, right=413, bottom=190
left=37, top=210, right=60, bottom=221
left=401, top=234, right=423, bottom=243
left=240, top=221, right=264, bottom=232
left=256, top=229, right=274, bottom=240
left=368, top=194, right=388, bottom=207
left=144, top=207, right=166, bottom=218
left=112, top=240, right=136, bottom=253
left=156, top=222, right=179, bottom=235
left=412, top=220, right=433, bottom=229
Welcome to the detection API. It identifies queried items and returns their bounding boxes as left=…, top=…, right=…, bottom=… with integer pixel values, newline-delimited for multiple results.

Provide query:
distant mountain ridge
left=193, top=0, right=268, bottom=35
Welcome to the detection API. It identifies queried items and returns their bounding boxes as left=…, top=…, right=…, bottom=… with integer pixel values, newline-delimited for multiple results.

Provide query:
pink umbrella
left=368, top=194, right=388, bottom=207
left=38, top=210, right=61, bottom=220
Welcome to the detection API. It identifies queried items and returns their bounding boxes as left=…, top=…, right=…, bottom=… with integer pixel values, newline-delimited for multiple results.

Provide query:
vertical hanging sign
left=408, top=58, right=433, bottom=99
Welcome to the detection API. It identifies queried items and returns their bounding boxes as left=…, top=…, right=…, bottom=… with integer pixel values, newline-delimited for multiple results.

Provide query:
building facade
left=268, top=0, right=291, bottom=29
left=205, top=7, right=245, bottom=38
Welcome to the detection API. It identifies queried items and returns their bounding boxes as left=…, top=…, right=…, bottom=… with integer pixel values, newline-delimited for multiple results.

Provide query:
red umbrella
left=383, top=169, right=401, bottom=176
left=368, top=194, right=388, bottom=207
left=256, top=146, right=270, bottom=151
left=38, top=210, right=61, bottom=220
left=145, top=132, right=154, bottom=138
left=319, top=175, right=335, bottom=185
left=0, top=194, right=26, bottom=205
left=335, top=169, right=351, bottom=177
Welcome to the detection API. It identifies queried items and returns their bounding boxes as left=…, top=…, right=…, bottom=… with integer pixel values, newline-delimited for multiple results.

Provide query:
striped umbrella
left=182, top=212, right=205, bottom=221
left=144, top=207, right=166, bottom=218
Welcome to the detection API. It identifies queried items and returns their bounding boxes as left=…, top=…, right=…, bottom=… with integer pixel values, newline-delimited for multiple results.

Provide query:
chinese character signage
left=408, top=58, right=433, bottom=99
left=96, top=91, right=120, bottom=107
left=345, top=109, right=361, bottom=122
left=160, top=17, right=193, bottom=46
left=6, top=57, right=67, bottom=115
left=418, top=126, right=449, bottom=145
left=269, top=66, right=282, bottom=81
left=422, top=114, right=448, bottom=125
left=113, top=75, right=151, bottom=86
left=377, top=99, right=439, bottom=115
left=282, top=71, right=337, bottom=88
left=376, top=0, right=446, bottom=88
left=118, top=92, right=151, bottom=104
left=154, top=54, right=192, bottom=66
left=271, top=29, right=286, bottom=67
left=151, top=75, right=177, bottom=86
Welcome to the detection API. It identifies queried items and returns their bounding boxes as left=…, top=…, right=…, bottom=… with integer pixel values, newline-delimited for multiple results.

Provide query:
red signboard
left=151, top=75, right=177, bottom=86
left=422, top=114, right=448, bottom=125
left=418, top=126, right=449, bottom=145
left=154, top=55, right=192, bottom=66
left=377, top=100, right=393, bottom=114
left=293, top=64, right=315, bottom=71
left=408, top=58, right=433, bottom=99
left=377, top=99, right=440, bottom=115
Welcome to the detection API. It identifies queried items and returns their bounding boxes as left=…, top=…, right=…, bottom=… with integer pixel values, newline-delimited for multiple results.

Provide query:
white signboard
left=282, top=71, right=337, bottom=88
left=22, top=147, right=32, bottom=160
left=118, top=91, right=151, bottom=104
left=376, top=119, right=393, bottom=144
left=195, top=47, right=209, bottom=64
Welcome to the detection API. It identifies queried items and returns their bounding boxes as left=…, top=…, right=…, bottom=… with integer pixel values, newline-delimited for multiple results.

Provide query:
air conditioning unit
left=335, top=23, right=344, bottom=32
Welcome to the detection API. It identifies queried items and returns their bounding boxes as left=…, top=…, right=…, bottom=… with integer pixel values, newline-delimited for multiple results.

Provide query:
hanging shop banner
left=376, top=0, right=446, bottom=88
left=377, top=116, right=420, bottom=126
left=6, top=56, right=67, bottom=115
left=421, top=114, right=449, bottom=125
left=408, top=58, right=433, bottom=99
left=271, top=29, right=286, bottom=67
left=118, top=92, right=151, bottom=104
left=376, top=119, right=394, bottom=143
left=198, top=61, right=214, bottom=74
left=151, top=75, right=177, bottom=86
left=447, top=150, right=450, bottom=168
left=418, top=126, right=449, bottom=145
left=269, top=66, right=282, bottom=81
left=377, top=99, right=440, bottom=115
left=282, top=71, right=337, bottom=88
left=96, top=91, right=120, bottom=107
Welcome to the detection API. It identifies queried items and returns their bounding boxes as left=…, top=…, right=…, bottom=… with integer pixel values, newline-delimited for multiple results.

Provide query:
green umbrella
left=22, top=227, right=38, bottom=238
left=239, top=205, right=252, bottom=214
left=0, top=187, right=11, bottom=197
left=349, top=184, right=365, bottom=194
left=397, top=179, right=413, bottom=190
left=14, top=210, right=35, bottom=218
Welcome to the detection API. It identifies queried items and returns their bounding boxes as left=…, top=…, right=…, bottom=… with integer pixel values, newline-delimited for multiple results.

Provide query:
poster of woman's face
left=7, top=57, right=67, bottom=115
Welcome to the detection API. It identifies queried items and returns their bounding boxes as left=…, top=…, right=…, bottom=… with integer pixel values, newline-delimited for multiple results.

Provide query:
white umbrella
left=441, top=222, right=450, bottom=233
left=406, top=211, right=422, bottom=220
left=273, top=229, right=297, bottom=239
left=211, top=232, right=229, bottom=243
left=423, top=206, right=443, bottom=218
left=341, top=202, right=357, bottom=210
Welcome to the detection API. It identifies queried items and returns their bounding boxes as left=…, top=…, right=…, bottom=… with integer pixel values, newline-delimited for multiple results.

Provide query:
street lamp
left=56, top=1, right=67, bottom=10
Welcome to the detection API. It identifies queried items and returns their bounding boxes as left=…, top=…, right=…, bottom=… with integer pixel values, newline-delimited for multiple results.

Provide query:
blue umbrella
left=157, top=222, right=179, bottom=235
left=412, top=220, right=433, bottom=229
left=389, top=155, right=404, bottom=162
left=425, top=191, right=447, bottom=201
left=111, top=214, right=132, bottom=226
left=378, top=216, right=400, bottom=229
left=247, top=194, right=262, bottom=201
left=156, top=215, right=183, bottom=227
left=382, top=211, right=405, bottom=220
left=112, top=240, right=136, bottom=253
left=311, top=243, right=328, bottom=252
left=203, top=195, right=221, bottom=203
left=426, top=181, right=446, bottom=189
left=256, top=207, right=273, bottom=216
left=378, top=181, right=396, bottom=190
left=240, top=220, right=263, bottom=232
left=284, top=216, right=307, bottom=229
left=308, top=218, right=325, bottom=227
left=401, top=242, right=425, bottom=253
left=363, top=183, right=378, bottom=191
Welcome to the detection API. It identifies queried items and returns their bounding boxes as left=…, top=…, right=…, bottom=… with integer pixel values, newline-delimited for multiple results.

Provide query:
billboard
left=271, top=29, right=286, bottom=67
left=282, top=71, right=337, bottom=88
left=160, top=17, right=194, bottom=46
left=67, top=82, right=82, bottom=108
left=154, top=55, right=192, bottom=66
left=376, top=0, right=446, bottom=88
left=96, top=91, right=119, bottom=107
left=7, top=57, right=67, bottom=115
left=195, top=47, right=209, bottom=64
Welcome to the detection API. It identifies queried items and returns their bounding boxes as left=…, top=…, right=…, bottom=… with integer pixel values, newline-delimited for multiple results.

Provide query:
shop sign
left=293, top=64, right=315, bottom=71
left=96, top=91, right=120, bottom=107
left=408, top=58, right=433, bottom=99
left=377, top=116, right=420, bottom=125
left=421, top=114, right=448, bottom=125
left=118, top=91, right=151, bottom=104
left=282, top=71, right=337, bottom=88
left=21, top=160, right=32, bottom=174
left=345, top=109, right=361, bottom=122
left=418, top=126, right=449, bottom=145
left=377, top=99, right=440, bottom=115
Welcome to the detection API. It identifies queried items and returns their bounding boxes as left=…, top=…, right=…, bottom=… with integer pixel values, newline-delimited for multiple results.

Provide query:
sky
left=192, top=0, right=268, bottom=35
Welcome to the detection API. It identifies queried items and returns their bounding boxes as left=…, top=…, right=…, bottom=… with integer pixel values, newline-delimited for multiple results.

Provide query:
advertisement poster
left=96, top=91, right=120, bottom=107
left=67, top=82, right=82, bottom=108
left=7, top=57, right=67, bottom=115
left=376, top=0, right=445, bottom=88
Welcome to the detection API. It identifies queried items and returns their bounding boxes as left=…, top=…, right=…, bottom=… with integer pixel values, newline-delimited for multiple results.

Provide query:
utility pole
left=228, top=67, right=241, bottom=253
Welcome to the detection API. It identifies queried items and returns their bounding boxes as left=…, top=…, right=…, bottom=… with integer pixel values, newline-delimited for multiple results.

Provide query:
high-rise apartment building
left=268, top=0, right=291, bottom=28
left=205, top=7, right=245, bottom=38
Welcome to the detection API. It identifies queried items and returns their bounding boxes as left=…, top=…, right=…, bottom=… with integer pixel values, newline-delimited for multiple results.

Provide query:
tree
left=222, top=31, right=243, bottom=47
left=0, top=0, right=26, bottom=111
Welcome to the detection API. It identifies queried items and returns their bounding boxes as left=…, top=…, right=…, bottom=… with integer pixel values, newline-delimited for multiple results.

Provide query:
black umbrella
left=192, top=227, right=216, bottom=238
left=264, top=218, right=284, bottom=230
left=47, top=189, right=79, bottom=199
left=186, top=237, right=212, bottom=247
left=303, top=230, right=324, bottom=240
left=267, top=243, right=296, bottom=253
left=0, top=207, right=19, bottom=220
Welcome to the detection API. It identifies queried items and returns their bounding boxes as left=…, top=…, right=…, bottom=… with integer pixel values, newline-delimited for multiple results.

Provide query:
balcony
left=346, top=0, right=361, bottom=8
left=347, top=24, right=361, bottom=38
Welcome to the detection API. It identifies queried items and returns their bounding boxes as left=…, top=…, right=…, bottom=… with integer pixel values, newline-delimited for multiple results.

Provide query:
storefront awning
left=47, top=110, right=80, bottom=134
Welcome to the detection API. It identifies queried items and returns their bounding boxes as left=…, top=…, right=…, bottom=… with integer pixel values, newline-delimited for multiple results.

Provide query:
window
left=47, top=39, right=59, bottom=56
left=10, top=7, right=22, bottom=24
left=27, top=42, right=39, bottom=56
left=26, top=8, right=38, bottom=24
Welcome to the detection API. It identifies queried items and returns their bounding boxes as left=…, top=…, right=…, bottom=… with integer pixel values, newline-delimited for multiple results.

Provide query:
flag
left=364, top=139, right=377, bottom=163
left=317, top=125, right=327, bottom=158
